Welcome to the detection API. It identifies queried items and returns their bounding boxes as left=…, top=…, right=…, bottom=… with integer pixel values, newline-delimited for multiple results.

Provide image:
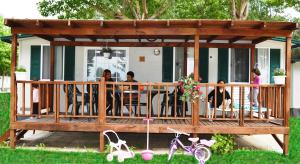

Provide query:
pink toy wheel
left=141, top=150, right=154, bottom=160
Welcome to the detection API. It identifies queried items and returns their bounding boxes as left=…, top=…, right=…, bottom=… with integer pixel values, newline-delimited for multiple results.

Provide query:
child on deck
left=249, top=68, right=261, bottom=107
left=32, top=84, right=40, bottom=118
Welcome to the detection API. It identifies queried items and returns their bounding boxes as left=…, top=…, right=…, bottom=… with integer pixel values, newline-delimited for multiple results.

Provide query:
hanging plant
left=178, top=75, right=203, bottom=103
left=101, top=47, right=113, bottom=53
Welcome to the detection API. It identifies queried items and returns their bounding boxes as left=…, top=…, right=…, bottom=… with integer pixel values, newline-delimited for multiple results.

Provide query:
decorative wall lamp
left=153, top=48, right=160, bottom=56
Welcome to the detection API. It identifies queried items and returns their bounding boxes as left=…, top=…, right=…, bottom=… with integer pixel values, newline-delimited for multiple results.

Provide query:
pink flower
left=194, top=85, right=201, bottom=90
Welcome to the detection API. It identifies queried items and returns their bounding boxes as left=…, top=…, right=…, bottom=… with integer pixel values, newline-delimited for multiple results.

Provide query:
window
left=255, top=48, right=269, bottom=84
left=41, top=45, right=50, bottom=79
left=54, top=46, right=64, bottom=80
left=174, top=47, right=184, bottom=81
left=30, top=45, right=66, bottom=80
left=230, top=48, right=249, bottom=82
left=86, top=48, right=128, bottom=81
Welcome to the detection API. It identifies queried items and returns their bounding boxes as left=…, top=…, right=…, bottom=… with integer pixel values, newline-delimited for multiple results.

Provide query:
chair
left=64, top=84, right=90, bottom=115
left=86, top=84, right=99, bottom=115
left=123, top=91, right=147, bottom=116
left=160, top=87, right=188, bottom=117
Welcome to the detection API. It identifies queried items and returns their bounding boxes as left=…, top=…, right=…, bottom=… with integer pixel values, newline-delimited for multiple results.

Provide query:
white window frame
left=39, top=44, right=65, bottom=80
left=84, top=47, right=129, bottom=81
left=228, top=48, right=251, bottom=84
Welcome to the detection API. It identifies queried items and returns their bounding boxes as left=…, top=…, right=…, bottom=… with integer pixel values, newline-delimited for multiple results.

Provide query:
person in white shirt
left=32, top=84, right=39, bottom=118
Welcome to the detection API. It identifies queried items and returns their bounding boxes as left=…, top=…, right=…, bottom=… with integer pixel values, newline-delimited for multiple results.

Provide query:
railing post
left=192, top=34, right=200, bottom=127
left=10, top=34, right=17, bottom=149
left=284, top=37, right=291, bottom=127
left=99, top=77, right=106, bottom=124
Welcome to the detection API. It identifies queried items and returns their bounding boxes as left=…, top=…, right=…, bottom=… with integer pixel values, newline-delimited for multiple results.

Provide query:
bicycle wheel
left=194, top=146, right=211, bottom=162
left=168, top=141, right=177, bottom=161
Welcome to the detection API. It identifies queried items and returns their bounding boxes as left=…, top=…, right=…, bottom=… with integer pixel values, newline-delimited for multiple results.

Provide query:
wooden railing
left=14, top=80, right=286, bottom=126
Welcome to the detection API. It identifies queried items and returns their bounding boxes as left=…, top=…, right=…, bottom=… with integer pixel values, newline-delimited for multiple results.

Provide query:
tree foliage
left=38, top=0, right=300, bottom=21
left=38, top=0, right=175, bottom=19
left=0, top=16, right=11, bottom=76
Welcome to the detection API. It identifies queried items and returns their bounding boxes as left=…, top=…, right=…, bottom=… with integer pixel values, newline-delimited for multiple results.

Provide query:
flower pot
left=273, top=76, right=286, bottom=85
left=141, top=150, right=154, bottom=160
left=15, top=72, right=26, bottom=80
left=103, top=52, right=111, bottom=58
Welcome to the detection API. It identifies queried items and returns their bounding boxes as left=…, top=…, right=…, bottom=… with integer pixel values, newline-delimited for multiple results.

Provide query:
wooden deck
left=14, top=117, right=287, bottom=135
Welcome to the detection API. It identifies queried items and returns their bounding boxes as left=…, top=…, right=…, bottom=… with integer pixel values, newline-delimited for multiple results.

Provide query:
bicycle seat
left=188, top=137, right=199, bottom=143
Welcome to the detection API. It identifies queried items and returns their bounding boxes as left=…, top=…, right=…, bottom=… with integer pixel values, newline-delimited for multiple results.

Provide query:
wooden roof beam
left=185, top=37, right=190, bottom=42
left=166, top=20, right=170, bottom=27
left=197, top=20, right=202, bottom=27
left=227, top=21, right=234, bottom=29
left=229, top=36, right=245, bottom=43
left=252, top=37, right=270, bottom=44
left=52, top=40, right=254, bottom=48
left=35, top=35, right=54, bottom=41
left=282, top=23, right=299, bottom=30
left=89, top=37, right=97, bottom=42
left=207, top=35, right=218, bottom=43
left=255, top=22, right=266, bottom=29
left=133, top=20, right=137, bottom=27
left=68, top=20, right=78, bottom=28
left=100, top=21, right=104, bottom=27
left=61, top=35, right=75, bottom=41
left=35, top=20, right=44, bottom=27
left=4, top=19, right=21, bottom=27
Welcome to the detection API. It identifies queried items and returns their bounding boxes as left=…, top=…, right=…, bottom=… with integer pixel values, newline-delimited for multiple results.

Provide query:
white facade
left=292, top=62, right=300, bottom=108
left=16, top=37, right=296, bottom=110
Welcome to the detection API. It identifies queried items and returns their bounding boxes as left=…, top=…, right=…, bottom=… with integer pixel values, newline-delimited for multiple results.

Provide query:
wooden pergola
left=4, top=19, right=298, bottom=154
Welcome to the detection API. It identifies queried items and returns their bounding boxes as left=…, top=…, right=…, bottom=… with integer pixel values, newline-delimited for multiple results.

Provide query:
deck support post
left=192, top=34, right=200, bottom=132
left=284, top=37, right=291, bottom=127
left=50, top=41, right=55, bottom=113
left=99, top=132, right=105, bottom=152
left=283, top=134, right=289, bottom=155
left=99, top=77, right=106, bottom=124
left=9, top=129, right=16, bottom=148
left=9, top=34, right=17, bottom=148
left=283, top=37, right=291, bottom=155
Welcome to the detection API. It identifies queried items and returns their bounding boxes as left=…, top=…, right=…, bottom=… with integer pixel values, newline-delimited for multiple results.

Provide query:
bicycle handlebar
left=167, top=127, right=190, bottom=136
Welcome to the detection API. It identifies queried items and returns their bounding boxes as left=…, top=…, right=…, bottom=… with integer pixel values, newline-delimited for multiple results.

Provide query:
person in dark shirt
left=207, top=80, right=231, bottom=108
left=124, top=71, right=138, bottom=90
left=123, top=71, right=139, bottom=114
left=101, top=69, right=116, bottom=115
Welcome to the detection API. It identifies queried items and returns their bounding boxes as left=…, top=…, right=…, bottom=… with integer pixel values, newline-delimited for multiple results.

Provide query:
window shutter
left=64, top=46, right=75, bottom=81
left=162, top=47, right=173, bottom=82
left=270, top=49, right=281, bottom=83
left=199, top=48, right=209, bottom=83
left=30, top=46, right=41, bottom=80
left=218, top=48, right=229, bottom=83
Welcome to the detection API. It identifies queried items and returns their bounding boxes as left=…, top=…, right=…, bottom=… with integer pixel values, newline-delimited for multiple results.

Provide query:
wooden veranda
left=4, top=19, right=298, bottom=154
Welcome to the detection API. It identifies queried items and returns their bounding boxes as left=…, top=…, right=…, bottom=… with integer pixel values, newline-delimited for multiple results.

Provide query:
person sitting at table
left=207, top=80, right=231, bottom=108
left=123, top=71, right=140, bottom=115
left=101, top=69, right=118, bottom=115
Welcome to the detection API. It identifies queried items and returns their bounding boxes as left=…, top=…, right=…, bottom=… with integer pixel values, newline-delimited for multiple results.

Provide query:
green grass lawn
left=0, top=93, right=299, bottom=163
left=0, top=93, right=10, bottom=136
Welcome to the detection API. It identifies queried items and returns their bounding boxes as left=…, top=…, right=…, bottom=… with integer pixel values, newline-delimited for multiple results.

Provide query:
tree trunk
left=1, top=74, right=5, bottom=92
left=230, top=0, right=249, bottom=20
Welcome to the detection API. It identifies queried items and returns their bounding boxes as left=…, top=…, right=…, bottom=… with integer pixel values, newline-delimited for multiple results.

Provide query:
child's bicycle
left=103, top=130, right=135, bottom=162
left=167, top=127, right=215, bottom=163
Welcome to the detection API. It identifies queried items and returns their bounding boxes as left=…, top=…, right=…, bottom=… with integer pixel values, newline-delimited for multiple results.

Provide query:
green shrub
left=15, top=67, right=26, bottom=72
left=273, top=68, right=285, bottom=76
left=211, top=134, right=236, bottom=155
left=0, top=93, right=10, bottom=136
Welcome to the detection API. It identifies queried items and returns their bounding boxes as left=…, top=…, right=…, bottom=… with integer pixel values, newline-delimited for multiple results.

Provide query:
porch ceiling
left=4, top=19, right=298, bottom=45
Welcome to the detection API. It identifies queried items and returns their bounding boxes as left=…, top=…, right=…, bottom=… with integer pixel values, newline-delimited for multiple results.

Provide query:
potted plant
left=178, top=74, right=203, bottom=103
left=273, top=68, right=286, bottom=84
left=101, top=47, right=113, bottom=58
left=15, top=66, right=27, bottom=80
